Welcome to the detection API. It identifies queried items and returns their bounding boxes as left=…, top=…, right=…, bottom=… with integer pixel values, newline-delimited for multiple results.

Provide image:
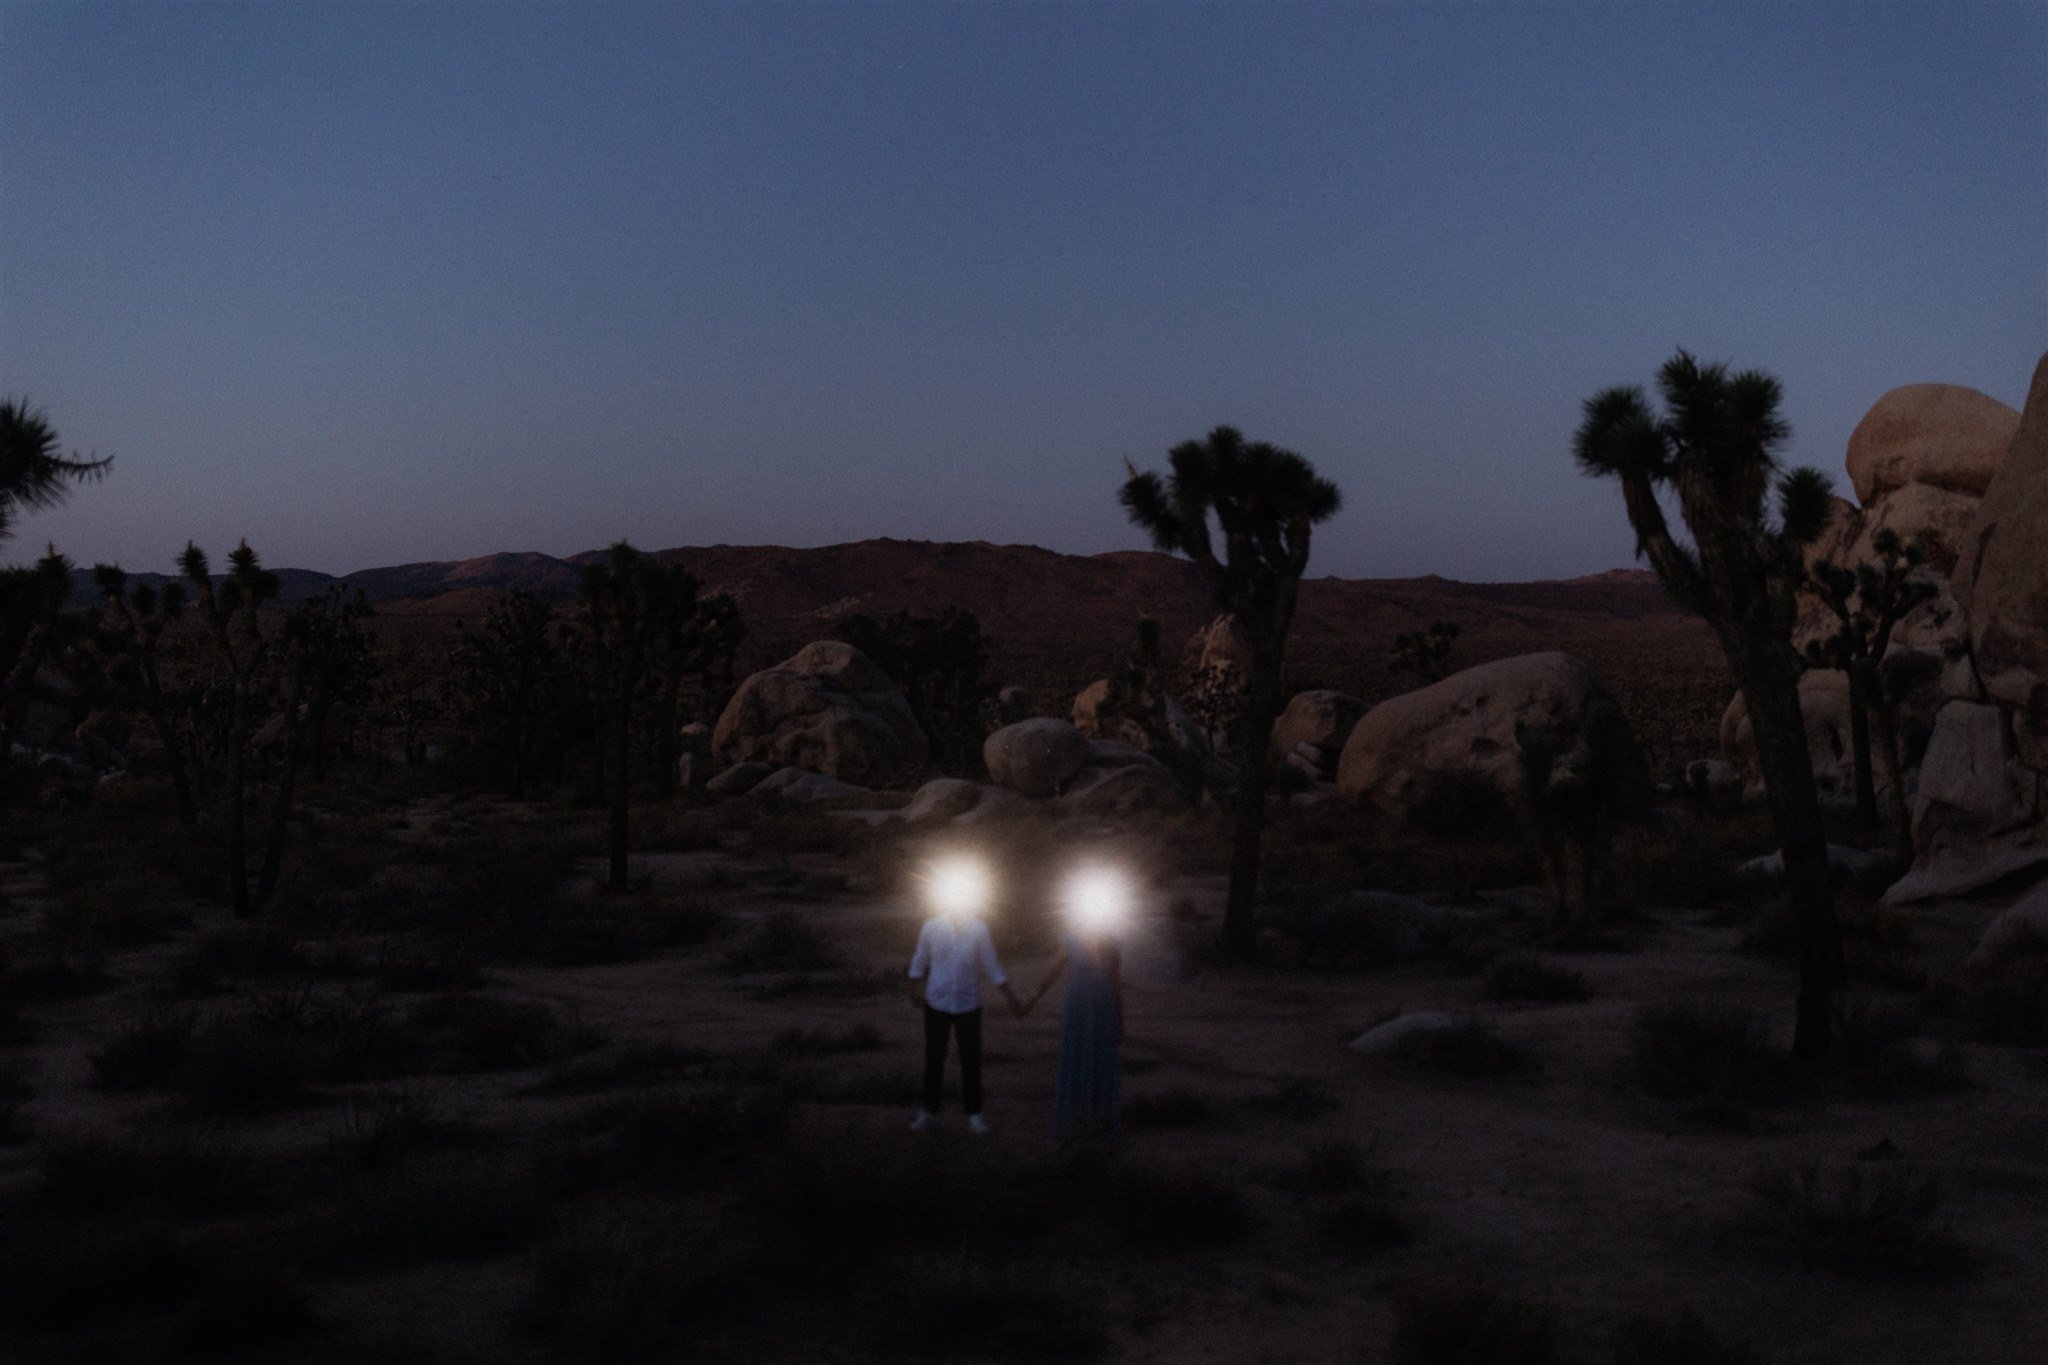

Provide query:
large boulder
left=983, top=718, right=1091, bottom=798
left=1073, top=679, right=1147, bottom=749
left=750, top=767, right=870, bottom=804
left=1271, top=690, right=1367, bottom=780
left=1336, top=652, right=1640, bottom=813
left=711, top=641, right=928, bottom=788
left=898, top=778, right=988, bottom=824
left=1969, top=883, right=2048, bottom=965
left=1845, top=382, right=2020, bottom=505
left=1954, top=352, right=2048, bottom=772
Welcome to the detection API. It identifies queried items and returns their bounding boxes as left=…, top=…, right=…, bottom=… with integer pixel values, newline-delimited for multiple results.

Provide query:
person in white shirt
left=906, top=858, right=1023, bottom=1134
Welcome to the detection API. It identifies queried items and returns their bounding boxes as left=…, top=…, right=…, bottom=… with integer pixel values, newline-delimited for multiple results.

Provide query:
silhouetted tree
left=838, top=608, right=992, bottom=776
left=1389, top=619, right=1461, bottom=684
left=91, top=565, right=196, bottom=822
left=1574, top=351, right=1840, bottom=1058
left=182, top=540, right=279, bottom=918
left=1803, top=528, right=1937, bottom=858
left=1, top=548, right=81, bottom=775
left=648, top=565, right=744, bottom=797
left=1516, top=696, right=1632, bottom=923
left=1121, top=426, right=1342, bottom=958
left=253, top=586, right=376, bottom=904
left=452, top=590, right=566, bottom=798
left=1, top=399, right=110, bottom=543
left=579, top=542, right=657, bottom=890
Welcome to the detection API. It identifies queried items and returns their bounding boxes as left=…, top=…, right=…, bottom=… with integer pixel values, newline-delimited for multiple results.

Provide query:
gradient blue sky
left=3, top=1, right=2042, bottom=580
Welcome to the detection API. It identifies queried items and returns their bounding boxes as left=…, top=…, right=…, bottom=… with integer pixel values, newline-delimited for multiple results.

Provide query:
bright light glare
left=924, top=855, right=992, bottom=917
left=1065, top=867, right=1130, bottom=934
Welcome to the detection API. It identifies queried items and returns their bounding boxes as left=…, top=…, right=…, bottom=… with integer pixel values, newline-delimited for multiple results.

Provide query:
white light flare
left=923, top=854, right=993, bottom=919
left=1064, top=865, right=1131, bottom=936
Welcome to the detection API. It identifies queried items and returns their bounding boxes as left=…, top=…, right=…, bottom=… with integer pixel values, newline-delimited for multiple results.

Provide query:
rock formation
left=711, top=641, right=928, bottom=789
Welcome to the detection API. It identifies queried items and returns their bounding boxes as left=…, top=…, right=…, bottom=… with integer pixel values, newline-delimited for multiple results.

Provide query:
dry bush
left=1386, top=1271, right=1557, bottom=1365
left=1124, top=1087, right=1216, bottom=1130
left=1381, top=1020, right=1537, bottom=1079
left=1482, top=953, right=1592, bottom=1003
left=721, top=912, right=841, bottom=974
left=877, top=1250, right=1113, bottom=1360
left=407, top=992, right=606, bottom=1073
left=1927, top=925, right=2048, bottom=1046
left=1629, top=992, right=1790, bottom=1106
left=524, top=1204, right=703, bottom=1363
left=331, top=1084, right=467, bottom=1171
left=1737, top=1157, right=1966, bottom=1276
left=307, top=1150, right=547, bottom=1268
left=523, top=1040, right=712, bottom=1097
left=1613, top=1308, right=1756, bottom=1365
left=91, top=1002, right=199, bottom=1091
left=547, top=1085, right=787, bottom=1193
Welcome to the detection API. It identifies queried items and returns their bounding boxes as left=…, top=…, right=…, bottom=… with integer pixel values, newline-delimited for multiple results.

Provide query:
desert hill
left=72, top=539, right=1727, bottom=768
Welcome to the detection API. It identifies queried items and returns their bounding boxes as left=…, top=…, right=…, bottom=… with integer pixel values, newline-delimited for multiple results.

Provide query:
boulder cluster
left=1707, top=356, right=2048, bottom=902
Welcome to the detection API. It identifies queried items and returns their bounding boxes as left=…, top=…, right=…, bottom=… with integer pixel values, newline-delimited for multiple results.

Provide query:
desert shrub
left=42, top=870, right=193, bottom=947
left=182, top=1019, right=321, bottom=1114
left=91, top=1002, right=198, bottom=1090
left=769, top=1022, right=885, bottom=1056
left=1125, top=1087, right=1215, bottom=1130
left=0, top=1217, right=205, bottom=1330
left=1739, top=1157, right=1964, bottom=1276
left=550, top=1085, right=787, bottom=1192
left=176, top=921, right=307, bottom=992
left=525, top=1040, right=712, bottom=1096
left=332, top=1085, right=462, bottom=1171
left=1929, top=925, right=2048, bottom=1045
left=525, top=1206, right=707, bottom=1362
left=1483, top=954, right=1592, bottom=1003
left=37, top=1131, right=260, bottom=1217
left=1613, top=1308, right=1755, bottom=1365
left=375, top=937, right=487, bottom=992
left=1826, top=995, right=1965, bottom=1098
left=1609, top=812, right=1758, bottom=910
left=1386, top=1271, right=1556, bottom=1365
left=743, top=969, right=893, bottom=1001
left=1319, top=1194, right=1411, bottom=1255
left=1283, top=1134, right=1380, bottom=1193
left=1381, top=1020, right=1536, bottom=1079
left=409, top=993, right=606, bottom=1072
left=721, top=912, right=841, bottom=974
left=534, top=892, right=727, bottom=966
left=1629, top=993, right=1789, bottom=1105
left=1109, top=1159, right=1251, bottom=1248
left=312, top=1150, right=546, bottom=1267
left=1243, top=1076, right=1340, bottom=1122
left=1405, top=770, right=1512, bottom=840
left=0, top=1060, right=27, bottom=1145
left=877, top=1250, right=1112, bottom=1359
left=178, top=1265, right=320, bottom=1355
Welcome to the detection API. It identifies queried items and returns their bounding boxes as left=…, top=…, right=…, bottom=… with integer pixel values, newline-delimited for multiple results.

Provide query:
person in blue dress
left=1024, top=868, right=1128, bottom=1145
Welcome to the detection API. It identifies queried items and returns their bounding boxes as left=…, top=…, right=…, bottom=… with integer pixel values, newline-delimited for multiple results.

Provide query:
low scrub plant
left=1124, top=1087, right=1216, bottom=1130
left=721, top=912, right=841, bottom=974
left=1738, top=1156, right=1965, bottom=1276
left=1482, top=953, right=1592, bottom=1003
left=1386, top=1271, right=1557, bottom=1365
left=91, top=1002, right=198, bottom=1090
left=409, top=992, right=606, bottom=1073
left=1629, top=993, right=1789, bottom=1106
left=525, top=1206, right=697, bottom=1362
left=1613, top=1308, right=1756, bottom=1365
left=877, top=1250, right=1113, bottom=1360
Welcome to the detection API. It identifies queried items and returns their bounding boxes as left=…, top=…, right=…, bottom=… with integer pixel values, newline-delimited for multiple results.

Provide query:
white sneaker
left=967, top=1114, right=991, bottom=1135
left=910, top=1110, right=933, bottom=1132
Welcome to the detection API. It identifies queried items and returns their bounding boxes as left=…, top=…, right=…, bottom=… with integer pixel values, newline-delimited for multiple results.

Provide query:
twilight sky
left=2, top=1, right=2042, bottom=581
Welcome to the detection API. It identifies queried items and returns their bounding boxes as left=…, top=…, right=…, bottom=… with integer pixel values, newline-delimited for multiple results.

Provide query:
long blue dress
left=1052, top=933, right=1121, bottom=1143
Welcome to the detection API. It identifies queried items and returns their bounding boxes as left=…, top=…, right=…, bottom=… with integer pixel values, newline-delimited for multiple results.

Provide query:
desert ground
left=4, top=775, right=2043, bottom=1365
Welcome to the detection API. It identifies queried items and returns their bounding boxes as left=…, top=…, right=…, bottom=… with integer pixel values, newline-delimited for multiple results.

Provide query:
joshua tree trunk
left=227, top=677, right=252, bottom=918
left=1846, top=670, right=1878, bottom=832
left=257, top=667, right=307, bottom=906
left=141, top=689, right=196, bottom=824
left=606, top=696, right=631, bottom=891
left=1222, top=645, right=1285, bottom=958
left=654, top=673, right=681, bottom=800
left=1866, top=671, right=1912, bottom=862
left=1733, top=641, right=1841, bottom=1058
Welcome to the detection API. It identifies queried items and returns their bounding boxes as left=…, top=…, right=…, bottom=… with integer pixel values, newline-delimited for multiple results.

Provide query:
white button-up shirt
left=908, top=914, right=1008, bottom=1014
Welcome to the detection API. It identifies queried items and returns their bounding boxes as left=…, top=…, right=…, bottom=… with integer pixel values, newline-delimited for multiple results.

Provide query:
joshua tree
left=648, top=565, right=744, bottom=798
left=91, top=565, right=196, bottom=822
left=0, top=548, right=81, bottom=772
left=1121, top=426, right=1342, bottom=958
left=1516, top=696, right=1632, bottom=923
left=182, top=540, right=279, bottom=918
left=838, top=608, right=991, bottom=777
left=1574, top=351, right=1841, bottom=1058
left=252, top=587, right=377, bottom=904
left=452, top=590, right=567, bottom=798
left=578, top=542, right=658, bottom=890
left=1803, top=528, right=1936, bottom=858
left=1, top=399, right=110, bottom=543
left=1389, top=619, right=1461, bottom=684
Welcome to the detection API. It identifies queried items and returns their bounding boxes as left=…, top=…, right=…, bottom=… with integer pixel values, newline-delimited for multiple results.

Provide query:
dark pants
left=922, top=1005, right=983, bottom=1115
